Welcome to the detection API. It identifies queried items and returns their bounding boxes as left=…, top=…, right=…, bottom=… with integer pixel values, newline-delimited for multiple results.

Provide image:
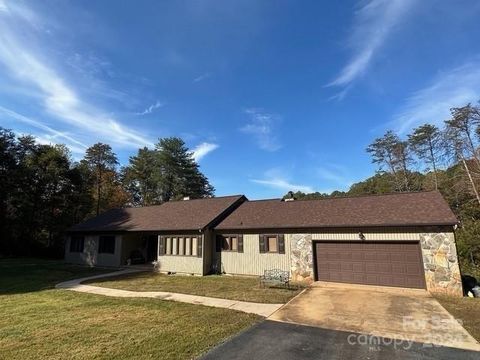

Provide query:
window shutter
left=259, top=235, right=266, bottom=253
left=278, top=234, right=285, bottom=254
left=197, top=236, right=203, bottom=258
left=158, top=236, right=165, bottom=255
left=216, top=235, right=222, bottom=252
left=238, top=234, right=244, bottom=253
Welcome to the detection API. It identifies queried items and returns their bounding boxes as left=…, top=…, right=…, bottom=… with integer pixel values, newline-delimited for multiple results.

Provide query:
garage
left=314, top=241, right=426, bottom=289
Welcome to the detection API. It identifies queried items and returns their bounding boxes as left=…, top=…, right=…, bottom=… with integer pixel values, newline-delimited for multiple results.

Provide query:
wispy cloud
left=251, top=168, right=314, bottom=193
left=240, top=108, right=281, bottom=151
left=191, top=142, right=219, bottom=161
left=0, top=0, right=7, bottom=13
left=252, top=178, right=314, bottom=193
left=193, top=72, right=211, bottom=83
left=317, top=164, right=354, bottom=188
left=329, top=0, right=415, bottom=88
left=392, top=59, right=480, bottom=134
left=136, top=100, right=164, bottom=115
left=0, top=1, right=152, bottom=149
left=0, top=106, right=89, bottom=155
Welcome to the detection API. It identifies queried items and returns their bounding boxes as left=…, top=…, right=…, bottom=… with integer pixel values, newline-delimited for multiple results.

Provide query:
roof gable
left=70, top=195, right=246, bottom=232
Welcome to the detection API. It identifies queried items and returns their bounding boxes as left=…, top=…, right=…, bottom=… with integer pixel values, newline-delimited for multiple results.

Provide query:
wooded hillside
left=0, top=133, right=213, bottom=257
left=286, top=104, right=480, bottom=277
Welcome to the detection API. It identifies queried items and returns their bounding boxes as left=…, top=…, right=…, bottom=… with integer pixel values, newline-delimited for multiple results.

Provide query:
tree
left=0, top=128, right=19, bottom=254
left=445, top=105, right=480, bottom=205
left=408, top=124, right=443, bottom=189
left=366, top=131, right=412, bottom=191
left=122, top=147, right=160, bottom=206
left=82, top=143, right=119, bottom=215
left=155, top=137, right=214, bottom=201
left=446, top=104, right=480, bottom=168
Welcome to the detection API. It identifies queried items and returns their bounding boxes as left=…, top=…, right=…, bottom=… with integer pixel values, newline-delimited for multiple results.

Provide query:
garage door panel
left=351, top=252, right=364, bottom=261
left=315, top=241, right=425, bottom=289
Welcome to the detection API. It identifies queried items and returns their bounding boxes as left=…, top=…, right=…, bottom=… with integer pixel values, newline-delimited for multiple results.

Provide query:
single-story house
left=67, top=191, right=463, bottom=296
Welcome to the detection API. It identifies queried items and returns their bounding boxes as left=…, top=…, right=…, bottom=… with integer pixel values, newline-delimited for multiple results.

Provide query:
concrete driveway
left=202, top=283, right=480, bottom=360
left=269, top=282, right=480, bottom=351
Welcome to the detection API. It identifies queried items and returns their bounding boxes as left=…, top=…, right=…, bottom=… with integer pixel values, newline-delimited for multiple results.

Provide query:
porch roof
left=69, top=195, right=246, bottom=232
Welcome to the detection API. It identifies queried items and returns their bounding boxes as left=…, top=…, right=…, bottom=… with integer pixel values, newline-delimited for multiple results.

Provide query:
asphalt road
left=200, top=320, right=480, bottom=360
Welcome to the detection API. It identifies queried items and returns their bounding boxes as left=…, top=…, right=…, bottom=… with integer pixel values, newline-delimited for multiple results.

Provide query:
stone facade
left=288, top=230, right=463, bottom=297
left=290, top=234, right=314, bottom=283
left=420, top=232, right=463, bottom=297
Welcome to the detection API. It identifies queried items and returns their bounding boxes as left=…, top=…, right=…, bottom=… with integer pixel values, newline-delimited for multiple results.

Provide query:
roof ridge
left=163, top=194, right=244, bottom=204
left=287, top=190, right=439, bottom=203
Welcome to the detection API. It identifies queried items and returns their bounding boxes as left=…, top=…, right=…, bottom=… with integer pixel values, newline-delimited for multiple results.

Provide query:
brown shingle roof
left=215, top=191, right=457, bottom=230
left=69, top=195, right=246, bottom=232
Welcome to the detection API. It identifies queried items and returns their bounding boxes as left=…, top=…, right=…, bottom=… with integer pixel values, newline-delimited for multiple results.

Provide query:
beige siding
left=310, top=228, right=445, bottom=241
left=217, top=234, right=291, bottom=276
left=65, top=235, right=122, bottom=267
left=157, top=235, right=204, bottom=275
left=157, top=255, right=203, bottom=274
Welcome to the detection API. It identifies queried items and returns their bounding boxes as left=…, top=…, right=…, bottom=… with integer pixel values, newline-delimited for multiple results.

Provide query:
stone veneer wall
left=420, top=232, right=463, bottom=297
left=290, top=234, right=314, bottom=283
left=289, top=231, right=463, bottom=297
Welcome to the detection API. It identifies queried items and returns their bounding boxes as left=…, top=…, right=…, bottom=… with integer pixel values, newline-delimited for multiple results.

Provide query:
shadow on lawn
left=0, top=259, right=110, bottom=295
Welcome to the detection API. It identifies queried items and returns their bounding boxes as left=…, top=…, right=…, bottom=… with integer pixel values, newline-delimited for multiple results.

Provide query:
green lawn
left=86, top=271, right=303, bottom=304
left=436, top=295, right=480, bottom=342
left=0, top=259, right=260, bottom=360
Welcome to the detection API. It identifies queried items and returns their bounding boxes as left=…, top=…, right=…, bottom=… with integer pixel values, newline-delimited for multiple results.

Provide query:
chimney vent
left=283, top=191, right=296, bottom=202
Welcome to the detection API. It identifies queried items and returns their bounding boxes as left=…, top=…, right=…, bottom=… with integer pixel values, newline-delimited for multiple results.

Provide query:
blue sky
left=1, top=0, right=480, bottom=199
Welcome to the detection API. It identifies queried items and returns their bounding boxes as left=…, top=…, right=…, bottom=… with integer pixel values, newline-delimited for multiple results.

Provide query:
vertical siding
left=157, top=234, right=204, bottom=275
left=217, top=234, right=291, bottom=276
left=64, top=234, right=122, bottom=267
left=311, top=230, right=422, bottom=241
left=157, top=256, right=203, bottom=274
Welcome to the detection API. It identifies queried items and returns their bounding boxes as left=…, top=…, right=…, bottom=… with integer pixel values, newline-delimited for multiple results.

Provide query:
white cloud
left=191, top=142, right=219, bottom=161
left=329, top=0, right=415, bottom=87
left=193, top=72, right=211, bottom=83
left=240, top=108, right=281, bottom=151
left=0, top=106, right=88, bottom=155
left=316, top=164, right=355, bottom=188
left=392, top=60, right=480, bottom=134
left=251, top=168, right=314, bottom=193
left=0, top=0, right=8, bottom=13
left=251, top=178, right=314, bottom=193
left=0, top=2, right=152, bottom=149
left=136, top=100, right=164, bottom=115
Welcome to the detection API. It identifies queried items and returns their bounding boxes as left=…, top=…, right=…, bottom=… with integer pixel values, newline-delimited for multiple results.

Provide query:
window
left=216, top=235, right=243, bottom=252
left=99, top=235, right=115, bottom=254
left=259, top=234, right=285, bottom=254
left=70, top=235, right=84, bottom=253
left=162, top=236, right=199, bottom=256
left=267, top=236, right=278, bottom=252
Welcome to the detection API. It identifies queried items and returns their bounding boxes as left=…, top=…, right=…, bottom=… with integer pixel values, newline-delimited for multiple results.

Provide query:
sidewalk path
left=56, top=270, right=283, bottom=317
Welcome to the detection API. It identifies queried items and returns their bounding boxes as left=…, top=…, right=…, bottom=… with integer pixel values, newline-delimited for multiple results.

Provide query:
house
left=66, top=195, right=246, bottom=274
left=66, top=191, right=463, bottom=296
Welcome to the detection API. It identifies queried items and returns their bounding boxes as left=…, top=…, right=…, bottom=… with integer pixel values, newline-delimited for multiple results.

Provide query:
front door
left=146, top=235, right=158, bottom=262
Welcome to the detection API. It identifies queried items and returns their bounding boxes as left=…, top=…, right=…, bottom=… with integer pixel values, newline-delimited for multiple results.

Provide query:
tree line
left=0, top=132, right=213, bottom=257
left=288, top=103, right=480, bottom=277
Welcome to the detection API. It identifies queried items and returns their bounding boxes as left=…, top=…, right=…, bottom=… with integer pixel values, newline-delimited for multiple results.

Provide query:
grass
left=86, top=271, right=303, bottom=304
left=0, top=258, right=261, bottom=360
left=436, top=295, right=480, bottom=342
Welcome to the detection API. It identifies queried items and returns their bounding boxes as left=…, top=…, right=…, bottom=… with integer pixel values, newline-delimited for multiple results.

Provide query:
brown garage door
left=315, top=241, right=425, bottom=289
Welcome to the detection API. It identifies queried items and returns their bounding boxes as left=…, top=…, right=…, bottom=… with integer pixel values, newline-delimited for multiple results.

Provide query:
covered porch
left=120, top=232, right=159, bottom=266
